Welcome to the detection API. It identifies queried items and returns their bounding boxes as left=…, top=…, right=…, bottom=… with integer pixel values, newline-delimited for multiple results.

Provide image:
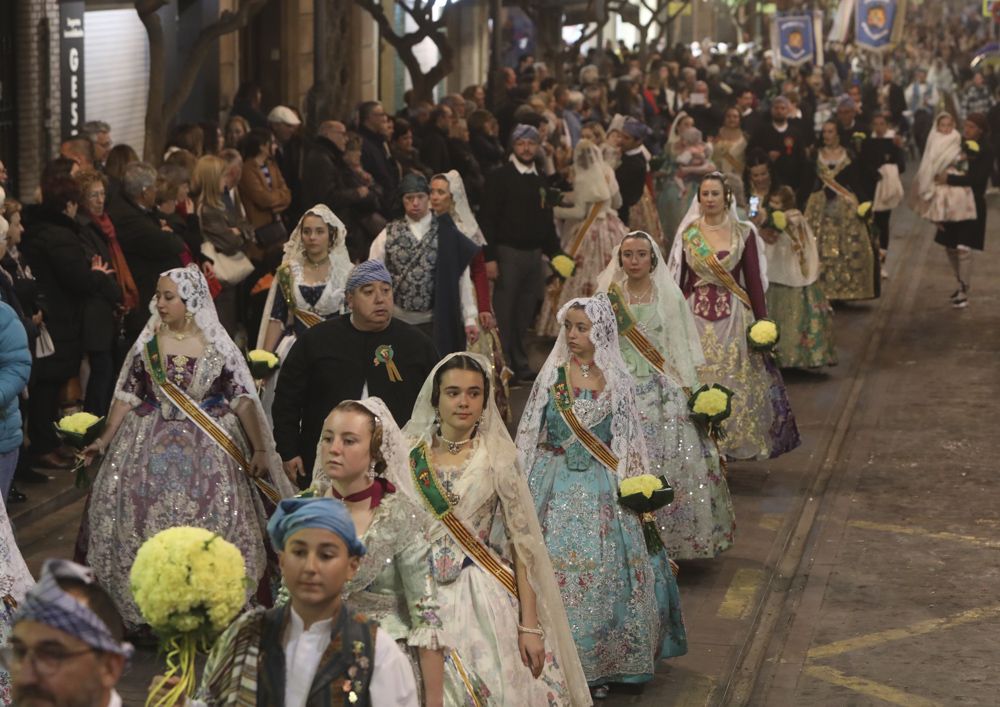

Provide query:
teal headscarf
left=267, top=497, right=367, bottom=556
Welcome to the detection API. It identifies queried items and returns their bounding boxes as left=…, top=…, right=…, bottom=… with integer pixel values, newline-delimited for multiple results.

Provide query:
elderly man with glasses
left=5, top=559, right=132, bottom=707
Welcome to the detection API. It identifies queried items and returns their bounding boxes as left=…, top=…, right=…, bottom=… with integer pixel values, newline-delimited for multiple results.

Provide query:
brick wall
left=15, top=0, right=61, bottom=203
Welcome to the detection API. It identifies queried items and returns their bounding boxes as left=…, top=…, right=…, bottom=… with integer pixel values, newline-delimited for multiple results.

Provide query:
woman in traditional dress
left=307, top=397, right=474, bottom=706
left=255, top=205, right=352, bottom=418
left=606, top=116, right=665, bottom=248
left=80, top=266, right=295, bottom=629
left=713, top=107, right=748, bottom=181
left=401, top=353, right=591, bottom=706
left=657, top=112, right=712, bottom=252
left=759, top=185, right=837, bottom=369
left=516, top=294, right=687, bottom=699
left=536, top=139, right=627, bottom=338
left=0, top=495, right=32, bottom=705
left=596, top=233, right=735, bottom=559
left=667, top=173, right=800, bottom=461
left=804, top=120, right=879, bottom=302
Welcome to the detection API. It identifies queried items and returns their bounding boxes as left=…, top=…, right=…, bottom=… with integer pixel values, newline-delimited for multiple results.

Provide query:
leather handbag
left=254, top=219, right=288, bottom=249
left=201, top=241, right=254, bottom=286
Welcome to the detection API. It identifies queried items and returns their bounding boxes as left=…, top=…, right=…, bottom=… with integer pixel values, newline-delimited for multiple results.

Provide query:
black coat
left=20, top=206, right=117, bottom=380
left=615, top=151, right=647, bottom=224
left=470, top=130, right=504, bottom=176
left=359, top=126, right=398, bottom=200
left=108, top=194, right=185, bottom=339
left=940, top=143, right=992, bottom=251
left=749, top=121, right=813, bottom=207
left=76, top=214, right=123, bottom=352
left=419, top=125, right=452, bottom=176
left=447, top=138, right=484, bottom=207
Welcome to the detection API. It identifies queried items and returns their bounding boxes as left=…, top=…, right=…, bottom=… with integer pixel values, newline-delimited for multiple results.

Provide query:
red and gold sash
left=683, top=223, right=752, bottom=310
left=277, top=264, right=324, bottom=329
left=410, top=443, right=518, bottom=597
left=551, top=366, right=620, bottom=474
left=145, top=337, right=281, bottom=504
left=606, top=283, right=690, bottom=392
left=817, top=157, right=859, bottom=207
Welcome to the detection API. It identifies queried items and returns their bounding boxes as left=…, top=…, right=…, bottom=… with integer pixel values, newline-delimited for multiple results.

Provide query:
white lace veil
left=438, top=171, right=485, bottom=246
left=913, top=112, right=961, bottom=203
left=400, top=353, right=591, bottom=706
left=667, top=177, right=769, bottom=291
left=570, top=138, right=613, bottom=205
left=515, top=294, right=650, bottom=481
left=255, top=204, right=353, bottom=348
left=595, top=234, right=705, bottom=388
left=115, top=265, right=295, bottom=498
left=666, top=110, right=692, bottom=155
left=308, top=396, right=412, bottom=500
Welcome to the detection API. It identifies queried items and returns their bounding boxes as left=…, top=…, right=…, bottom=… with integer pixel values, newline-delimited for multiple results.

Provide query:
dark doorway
left=241, top=0, right=283, bottom=112
left=0, top=0, right=18, bottom=194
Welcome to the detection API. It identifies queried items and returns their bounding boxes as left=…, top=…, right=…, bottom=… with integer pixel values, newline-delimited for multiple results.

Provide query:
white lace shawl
left=913, top=114, right=962, bottom=203
left=570, top=139, right=613, bottom=205
left=115, top=265, right=296, bottom=498
left=255, top=204, right=352, bottom=349
left=400, top=353, right=592, bottom=707
left=595, top=237, right=705, bottom=388
left=440, top=171, right=486, bottom=247
left=514, top=294, right=651, bottom=480
left=667, top=194, right=769, bottom=292
left=308, top=397, right=412, bottom=500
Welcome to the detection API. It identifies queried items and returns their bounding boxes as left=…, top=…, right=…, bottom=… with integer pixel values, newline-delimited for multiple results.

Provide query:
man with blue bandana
left=6, top=559, right=132, bottom=707
left=273, top=261, right=438, bottom=485
left=155, top=497, right=417, bottom=706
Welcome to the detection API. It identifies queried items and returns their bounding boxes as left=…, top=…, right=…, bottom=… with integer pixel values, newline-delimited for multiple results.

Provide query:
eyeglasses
left=0, top=644, right=95, bottom=677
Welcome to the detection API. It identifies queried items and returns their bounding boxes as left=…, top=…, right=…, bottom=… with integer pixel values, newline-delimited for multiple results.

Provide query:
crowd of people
left=0, top=2, right=994, bottom=705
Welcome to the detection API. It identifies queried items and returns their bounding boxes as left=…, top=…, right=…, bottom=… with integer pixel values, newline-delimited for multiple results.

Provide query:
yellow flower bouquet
left=550, top=253, right=576, bottom=280
left=769, top=210, right=788, bottom=232
left=246, top=349, right=280, bottom=379
left=687, top=384, right=734, bottom=440
left=618, top=474, right=674, bottom=554
left=132, top=527, right=248, bottom=707
left=747, top=318, right=780, bottom=353
left=54, top=412, right=105, bottom=488
left=857, top=201, right=873, bottom=219
left=964, top=139, right=980, bottom=154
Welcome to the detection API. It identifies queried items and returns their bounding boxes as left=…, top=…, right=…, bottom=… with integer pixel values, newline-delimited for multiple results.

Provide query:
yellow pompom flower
left=619, top=474, right=664, bottom=499
left=692, top=388, right=729, bottom=417
left=57, top=412, right=101, bottom=435
left=247, top=349, right=279, bottom=367
left=551, top=254, right=575, bottom=279
left=852, top=131, right=867, bottom=141
left=965, top=140, right=980, bottom=153
left=771, top=210, right=787, bottom=231
left=748, top=319, right=779, bottom=347
left=857, top=201, right=872, bottom=219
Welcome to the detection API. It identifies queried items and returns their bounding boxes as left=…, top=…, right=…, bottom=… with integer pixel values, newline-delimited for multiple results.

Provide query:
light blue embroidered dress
left=526, top=384, right=687, bottom=686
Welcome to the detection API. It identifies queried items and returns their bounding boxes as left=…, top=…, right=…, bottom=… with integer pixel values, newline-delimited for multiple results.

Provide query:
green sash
left=683, top=223, right=752, bottom=310
left=145, top=337, right=281, bottom=504
left=551, top=366, right=620, bottom=474
left=409, top=443, right=518, bottom=597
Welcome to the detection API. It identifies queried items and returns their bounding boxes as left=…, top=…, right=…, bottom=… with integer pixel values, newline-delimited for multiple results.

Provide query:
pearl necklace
left=626, top=280, right=653, bottom=304
left=304, top=255, right=329, bottom=269
left=160, top=323, right=194, bottom=341
left=437, top=432, right=472, bottom=455
left=573, top=356, right=594, bottom=378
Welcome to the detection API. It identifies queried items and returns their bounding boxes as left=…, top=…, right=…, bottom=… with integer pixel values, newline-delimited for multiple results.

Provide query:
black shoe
left=6, top=486, right=26, bottom=504
left=16, top=467, right=50, bottom=484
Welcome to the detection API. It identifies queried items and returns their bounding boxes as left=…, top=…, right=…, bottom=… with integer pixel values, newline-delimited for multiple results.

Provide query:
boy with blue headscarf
left=156, top=498, right=417, bottom=706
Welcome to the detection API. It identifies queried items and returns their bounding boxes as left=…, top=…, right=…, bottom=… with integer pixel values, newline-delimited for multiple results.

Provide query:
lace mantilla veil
left=255, top=204, right=353, bottom=348
left=308, top=396, right=410, bottom=499
left=666, top=190, right=769, bottom=291
left=114, top=265, right=296, bottom=499
left=440, top=171, right=486, bottom=246
left=595, top=234, right=705, bottom=388
left=401, top=352, right=592, bottom=707
left=515, top=293, right=651, bottom=481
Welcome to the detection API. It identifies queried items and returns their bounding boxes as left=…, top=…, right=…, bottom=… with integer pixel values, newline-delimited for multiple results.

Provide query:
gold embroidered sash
left=817, top=157, right=859, bottom=207
left=683, top=223, right=752, bottom=310
left=551, top=366, right=620, bottom=474
left=410, top=444, right=518, bottom=597
left=277, top=264, right=324, bottom=329
left=145, top=338, right=281, bottom=504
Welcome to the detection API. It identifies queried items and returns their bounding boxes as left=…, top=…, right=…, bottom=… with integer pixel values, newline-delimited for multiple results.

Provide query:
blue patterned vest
left=384, top=216, right=438, bottom=313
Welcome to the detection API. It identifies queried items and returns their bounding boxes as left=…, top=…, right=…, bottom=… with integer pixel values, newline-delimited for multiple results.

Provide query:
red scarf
left=88, top=209, right=140, bottom=313
left=331, top=477, right=396, bottom=509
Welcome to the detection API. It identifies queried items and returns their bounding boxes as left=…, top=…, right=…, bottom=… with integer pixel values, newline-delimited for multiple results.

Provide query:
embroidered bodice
left=540, top=389, right=613, bottom=471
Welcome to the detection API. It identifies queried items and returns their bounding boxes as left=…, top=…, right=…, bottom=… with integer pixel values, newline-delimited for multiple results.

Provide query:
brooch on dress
left=373, top=344, right=403, bottom=382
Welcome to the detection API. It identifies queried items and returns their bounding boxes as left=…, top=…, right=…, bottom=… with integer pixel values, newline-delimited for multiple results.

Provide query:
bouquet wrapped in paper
left=687, top=384, right=734, bottom=441
left=132, top=527, right=248, bottom=707
left=54, top=412, right=105, bottom=488
left=747, top=318, right=780, bottom=353
left=246, top=349, right=280, bottom=380
left=618, top=474, right=674, bottom=554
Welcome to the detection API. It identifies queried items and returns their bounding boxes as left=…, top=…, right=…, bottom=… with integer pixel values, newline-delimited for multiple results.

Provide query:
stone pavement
left=11, top=192, right=1000, bottom=705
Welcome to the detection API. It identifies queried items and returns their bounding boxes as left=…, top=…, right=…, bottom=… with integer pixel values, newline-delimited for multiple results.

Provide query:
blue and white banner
left=856, top=0, right=906, bottom=53
left=775, top=14, right=816, bottom=67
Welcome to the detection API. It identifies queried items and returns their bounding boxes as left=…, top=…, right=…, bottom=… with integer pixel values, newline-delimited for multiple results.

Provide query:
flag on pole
left=855, top=0, right=907, bottom=53
left=775, top=14, right=816, bottom=67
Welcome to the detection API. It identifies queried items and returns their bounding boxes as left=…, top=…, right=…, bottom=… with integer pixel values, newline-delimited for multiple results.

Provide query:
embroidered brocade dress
left=526, top=388, right=687, bottom=685
left=343, top=491, right=483, bottom=706
left=423, top=445, right=576, bottom=706
left=537, top=199, right=628, bottom=338
left=679, top=222, right=800, bottom=460
left=804, top=154, right=880, bottom=301
left=0, top=502, right=32, bottom=705
left=623, top=302, right=735, bottom=559
left=87, top=348, right=268, bottom=629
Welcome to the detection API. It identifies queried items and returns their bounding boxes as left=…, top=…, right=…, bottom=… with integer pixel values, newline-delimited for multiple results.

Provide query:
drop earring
left=367, top=461, right=376, bottom=480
